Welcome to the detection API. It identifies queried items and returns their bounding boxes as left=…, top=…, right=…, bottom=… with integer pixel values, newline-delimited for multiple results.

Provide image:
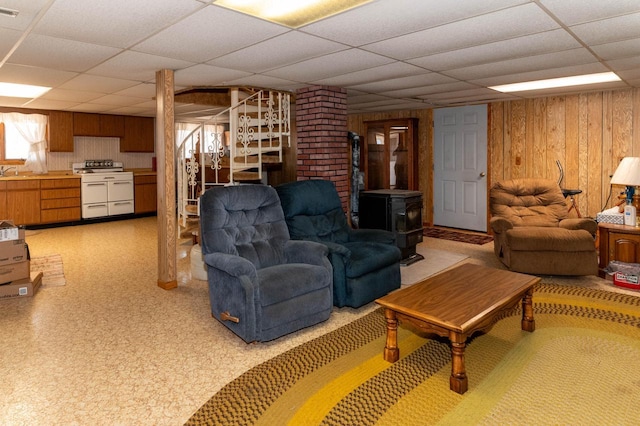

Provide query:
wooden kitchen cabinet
left=49, top=111, right=74, bottom=152
left=598, top=222, right=640, bottom=276
left=73, top=113, right=125, bottom=137
left=6, top=180, right=40, bottom=226
left=121, top=116, right=154, bottom=152
left=40, top=178, right=81, bottom=223
left=134, top=174, right=157, bottom=213
left=0, top=181, right=7, bottom=219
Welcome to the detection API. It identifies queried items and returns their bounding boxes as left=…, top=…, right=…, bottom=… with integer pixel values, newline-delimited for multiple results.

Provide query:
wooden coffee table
left=376, top=263, right=539, bottom=394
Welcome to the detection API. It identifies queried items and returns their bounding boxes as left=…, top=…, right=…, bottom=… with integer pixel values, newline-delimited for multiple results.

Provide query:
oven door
left=82, top=181, right=108, bottom=204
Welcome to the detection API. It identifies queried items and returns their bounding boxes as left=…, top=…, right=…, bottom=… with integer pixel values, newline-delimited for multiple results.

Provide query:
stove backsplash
left=46, top=136, right=155, bottom=172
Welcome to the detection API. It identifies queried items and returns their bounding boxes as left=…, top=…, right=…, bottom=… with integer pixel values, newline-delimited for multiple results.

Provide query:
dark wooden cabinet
left=363, top=118, right=418, bottom=190
left=598, top=222, right=640, bottom=276
left=134, top=174, right=157, bottom=213
left=73, top=113, right=125, bottom=137
left=48, top=111, right=74, bottom=152
left=121, top=116, right=154, bottom=152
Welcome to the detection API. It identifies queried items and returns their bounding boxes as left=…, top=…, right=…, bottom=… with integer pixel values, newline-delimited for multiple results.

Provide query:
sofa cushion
left=507, top=227, right=595, bottom=252
left=343, top=241, right=400, bottom=278
left=257, top=263, right=331, bottom=306
left=490, top=178, right=568, bottom=226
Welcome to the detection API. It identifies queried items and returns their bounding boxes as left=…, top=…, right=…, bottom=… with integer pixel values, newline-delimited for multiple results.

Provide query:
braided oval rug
left=186, top=283, right=640, bottom=425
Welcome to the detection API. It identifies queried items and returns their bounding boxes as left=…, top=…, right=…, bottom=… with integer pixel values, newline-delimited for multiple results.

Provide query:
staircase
left=177, top=88, right=291, bottom=230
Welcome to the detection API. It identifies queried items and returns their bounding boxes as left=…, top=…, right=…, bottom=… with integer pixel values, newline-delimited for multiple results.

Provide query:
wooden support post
left=156, top=69, right=177, bottom=290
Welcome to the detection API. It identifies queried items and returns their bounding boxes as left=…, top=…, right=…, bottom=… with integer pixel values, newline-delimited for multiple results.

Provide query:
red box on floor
left=0, top=271, right=42, bottom=299
left=613, top=272, right=640, bottom=290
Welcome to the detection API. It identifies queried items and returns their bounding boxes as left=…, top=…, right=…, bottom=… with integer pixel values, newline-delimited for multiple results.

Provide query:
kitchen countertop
left=0, top=169, right=156, bottom=180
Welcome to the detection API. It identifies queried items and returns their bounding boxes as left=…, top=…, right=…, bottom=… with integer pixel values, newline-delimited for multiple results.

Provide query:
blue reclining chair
left=275, top=179, right=401, bottom=308
left=199, top=184, right=333, bottom=342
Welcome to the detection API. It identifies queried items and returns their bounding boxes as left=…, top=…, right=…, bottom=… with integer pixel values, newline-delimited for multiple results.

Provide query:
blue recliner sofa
left=275, top=179, right=401, bottom=308
left=199, top=184, right=334, bottom=342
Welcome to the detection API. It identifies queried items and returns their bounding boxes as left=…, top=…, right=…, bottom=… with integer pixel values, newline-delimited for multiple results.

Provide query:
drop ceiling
left=0, top=0, right=638, bottom=119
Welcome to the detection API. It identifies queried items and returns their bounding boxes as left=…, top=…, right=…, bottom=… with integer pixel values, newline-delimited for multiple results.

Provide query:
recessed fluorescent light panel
left=0, top=82, right=50, bottom=98
left=0, top=7, right=18, bottom=18
left=489, top=72, right=621, bottom=93
left=213, top=0, right=372, bottom=28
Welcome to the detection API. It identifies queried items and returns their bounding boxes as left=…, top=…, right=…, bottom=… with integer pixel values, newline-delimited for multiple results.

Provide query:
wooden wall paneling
left=545, top=96, right=566, bottom=181
left=510, top=100, right=526, bottom=178
left=524, top=100, right=535, bottom=179
left=587, top=93, right=604, bottom=216
left=532, top=98, right=547, bottom=178
left=564, top=95, right=580, bottom=190
left=612, top=90, right=633, bottom=162
left=578, top=94, right=589, bottom=214
left=503, top=102, right=512, bottom=179
left=602, top=91, right=614, bottom=212
left=634, top=88, right=640, bottom=155
left=489, top=102, right=504, bottom=184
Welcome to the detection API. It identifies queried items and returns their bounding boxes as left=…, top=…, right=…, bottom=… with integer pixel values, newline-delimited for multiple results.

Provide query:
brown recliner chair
left=489, top=178, right=598, bottom=276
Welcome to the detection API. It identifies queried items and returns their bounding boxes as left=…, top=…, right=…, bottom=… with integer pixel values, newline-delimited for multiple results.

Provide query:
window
left=0, top=112, right=49, bottom=173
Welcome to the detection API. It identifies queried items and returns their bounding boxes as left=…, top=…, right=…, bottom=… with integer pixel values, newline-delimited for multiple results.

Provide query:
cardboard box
left=0, top=220, right=23, bottom=242
left=0, top=271, right=42, bottom=299
left=0, top=260, right=29, bottom=285
left=0, top=239, right=28, bottom=267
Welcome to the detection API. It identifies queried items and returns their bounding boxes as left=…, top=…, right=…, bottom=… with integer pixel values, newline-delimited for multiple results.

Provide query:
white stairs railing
left=177, top=88, right=291, bottom=229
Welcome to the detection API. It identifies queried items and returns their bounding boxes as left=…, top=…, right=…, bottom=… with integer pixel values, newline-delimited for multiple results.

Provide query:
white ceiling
left=0, top=0, right=638, bottom=118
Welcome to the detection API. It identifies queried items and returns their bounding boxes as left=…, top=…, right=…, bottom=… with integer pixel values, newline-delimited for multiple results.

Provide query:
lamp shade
left=610, top=157, right=640, bottom=186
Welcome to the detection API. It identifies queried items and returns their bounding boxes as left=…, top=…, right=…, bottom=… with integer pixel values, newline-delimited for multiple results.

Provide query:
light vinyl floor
left=0, top=217, right=375, bottom=425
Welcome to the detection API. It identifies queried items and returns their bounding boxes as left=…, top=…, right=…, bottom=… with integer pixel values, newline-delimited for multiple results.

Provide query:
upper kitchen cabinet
left=48, top=111, right=74, bottom=152
left=121, top=116, right=154, bottom=152
left=73, top=113, right=125, bottom=137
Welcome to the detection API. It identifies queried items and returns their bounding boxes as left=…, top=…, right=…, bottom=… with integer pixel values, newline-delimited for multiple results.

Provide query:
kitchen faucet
left=0, top=166, right=17, bottom=177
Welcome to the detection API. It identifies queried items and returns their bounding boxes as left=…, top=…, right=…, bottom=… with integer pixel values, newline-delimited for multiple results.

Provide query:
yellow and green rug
left=186, top=283, right=640, bottom=425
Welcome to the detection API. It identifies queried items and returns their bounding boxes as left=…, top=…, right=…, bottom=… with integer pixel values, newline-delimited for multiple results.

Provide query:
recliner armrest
left=490, top=216, right=514, bottom=233
left=285, top=240, right=329, bottom=266
left=203, top=252, right=257, bottom=282
left=323, top=241, right=352, bottom=258
left=559, top=218, right=597, bottom=235
left=348, top=228, right=396, bottom=245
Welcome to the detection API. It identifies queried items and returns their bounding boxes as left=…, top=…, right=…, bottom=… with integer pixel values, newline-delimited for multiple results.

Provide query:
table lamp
left=610, top=157, right=640, bottom=226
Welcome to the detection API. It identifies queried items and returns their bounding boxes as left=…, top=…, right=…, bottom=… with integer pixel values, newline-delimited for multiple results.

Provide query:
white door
left=433, top=105, right=488, bottom=232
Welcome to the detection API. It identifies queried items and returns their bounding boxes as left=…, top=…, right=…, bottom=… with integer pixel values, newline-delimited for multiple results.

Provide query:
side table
left=598, top=222, right=640, bottom=277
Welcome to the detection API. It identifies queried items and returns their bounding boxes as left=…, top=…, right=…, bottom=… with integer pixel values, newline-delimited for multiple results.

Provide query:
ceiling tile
left=363, top=3, right=559, bottom=60
left=33, top=0, right=204, bottom=48
left=224, top=74, right=302, bottom=91
left=591, top=38, right=640, bottom=61
left=40, top=88, right=103, bottom=103
left=445, top=48, right=597, bottom=80
left=378, top=82, right=480, bottom=99
left=539, top=0, right=640, bottom=25
left=0, top=63, right=77, bottom=86
left=207, top=31, right=347, bottom=73
left=9, top=34, right=122, bottom=72
left=264, top=49, right=394, bottom=82
left=470, top=62, right=610, bottom=86
left=571, top=12, right=640, bottom=45
left=346, top=73, right=458, bottom=93
left=59, top=74, right=139, bottom=93
left=0, top=27, right=23, bottom=59
left=86, top=51, right=194, bottom=82
left=174, top=64, right=253, bottom=87
left=312, top=62, right=428, bottom=87
left=133, top=5, right=289, bottom=63
left=22, top=98, right=80, bottom=110
left=408, top=29, right=580, bottom=72
left=114, top=83, right=157, bottom=99
left=301, top=0, right=528, bottom=46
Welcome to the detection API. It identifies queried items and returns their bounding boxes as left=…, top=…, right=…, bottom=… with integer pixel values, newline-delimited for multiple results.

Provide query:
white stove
left=73, top=160, right=134, bottom=219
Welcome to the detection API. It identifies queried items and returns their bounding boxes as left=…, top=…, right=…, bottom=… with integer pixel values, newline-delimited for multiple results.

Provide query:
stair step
left=233, top=171, right=261, bottom=181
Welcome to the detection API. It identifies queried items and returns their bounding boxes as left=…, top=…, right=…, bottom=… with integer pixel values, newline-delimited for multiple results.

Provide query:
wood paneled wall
left=347, top=109, right=433, bottom=223
left=348, top=88, right=640, bottom=226
left=490, top=88, right=640, bottom=218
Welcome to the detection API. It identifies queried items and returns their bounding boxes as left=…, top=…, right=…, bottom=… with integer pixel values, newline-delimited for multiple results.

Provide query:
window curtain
left=1, top=112, right=48, bottom=174
left=175, top=122, right=199, bottom=159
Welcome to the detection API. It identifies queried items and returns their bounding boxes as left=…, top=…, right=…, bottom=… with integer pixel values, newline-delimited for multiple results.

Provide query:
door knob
left=479, top=172, right=486, bottom=177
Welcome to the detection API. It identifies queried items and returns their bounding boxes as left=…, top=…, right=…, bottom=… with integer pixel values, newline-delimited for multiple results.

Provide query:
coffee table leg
left=449, top=332, right=468, bottom=394
left=521, top=288, right=535, bottom=332
left=383, top=309, right=399, bottom=362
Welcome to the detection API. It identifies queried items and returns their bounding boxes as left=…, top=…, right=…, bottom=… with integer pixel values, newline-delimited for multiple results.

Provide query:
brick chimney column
left=295, top=85, right=349, bottom=209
